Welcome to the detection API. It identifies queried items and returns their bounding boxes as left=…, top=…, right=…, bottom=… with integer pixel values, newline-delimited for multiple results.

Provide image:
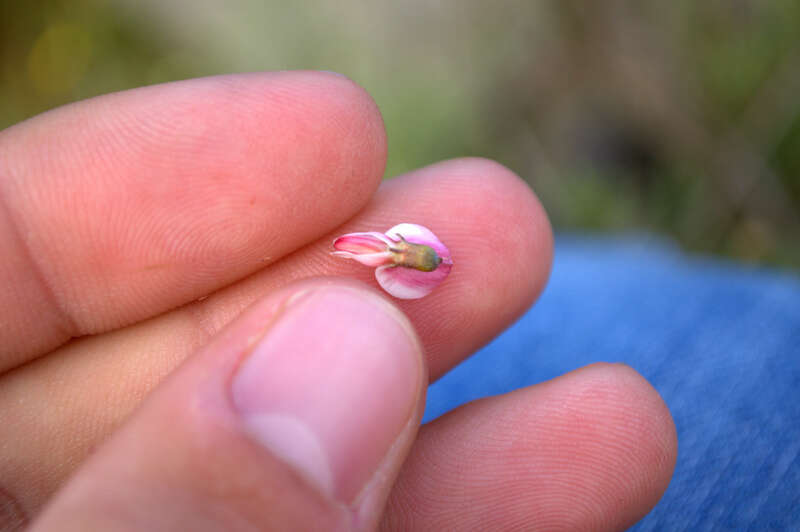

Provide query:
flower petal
left=332, top=232, right=394, bottom=254
left=331, top=250, right=394, bottom=267
left=332, top=223, right=453, bottom=299
left=385, top=223, right=452, bottom=264
left=375, top=260, right=453, bottom=299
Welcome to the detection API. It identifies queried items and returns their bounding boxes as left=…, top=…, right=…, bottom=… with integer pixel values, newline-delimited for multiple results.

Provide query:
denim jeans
left=423, top=234, right=800, bottom=531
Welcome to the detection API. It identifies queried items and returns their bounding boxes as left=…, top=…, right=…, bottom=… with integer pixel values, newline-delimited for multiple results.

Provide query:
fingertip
left=458, top=157, right=554, bottom=305
left=580, top=362, right=679, bottom=497
left=570, top=362, right=678, bottom=462
left=382, top=157, right=553, bottom=370
left=260, top=70, right=388, bottom=192
left=412, top=156, right=553, bottom=303
left=538, top=362, right=678, bottom=529
left=383, top=362, right=676, bottom=531
left=0, top=71, right=389, bottom=360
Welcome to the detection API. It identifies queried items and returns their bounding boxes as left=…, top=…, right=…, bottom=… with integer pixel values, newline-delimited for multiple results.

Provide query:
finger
left=30, top=280, right=426, bottom=532
left=381, top=363, right=678, bottom=531
left=0, top=71, right=386, bottom=367
left=196, top=156, right=554, bottom=380
left=0, top=157, right=553, bottom=518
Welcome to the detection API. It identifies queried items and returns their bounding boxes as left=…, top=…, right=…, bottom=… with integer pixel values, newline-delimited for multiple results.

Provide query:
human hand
left=0, top=71, right=676, bottom=531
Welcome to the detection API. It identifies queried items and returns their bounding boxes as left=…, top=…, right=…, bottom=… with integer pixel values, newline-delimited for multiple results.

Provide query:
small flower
left=332, top=223, right=453, bottom=299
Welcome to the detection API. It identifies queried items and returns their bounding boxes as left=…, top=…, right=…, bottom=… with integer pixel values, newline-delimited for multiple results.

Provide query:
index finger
left=0, top=71, right=386, bottom=369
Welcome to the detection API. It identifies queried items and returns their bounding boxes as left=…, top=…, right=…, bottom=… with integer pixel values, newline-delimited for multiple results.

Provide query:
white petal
left=385, top=223, right=438, bottom=244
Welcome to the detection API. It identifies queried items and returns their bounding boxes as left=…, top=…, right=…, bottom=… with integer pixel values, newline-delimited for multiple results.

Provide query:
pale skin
left=0, top=71, right=677, bottom=531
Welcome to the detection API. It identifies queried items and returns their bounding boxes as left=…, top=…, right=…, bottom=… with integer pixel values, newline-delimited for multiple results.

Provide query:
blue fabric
left=423, top=234, right=800, bottom=530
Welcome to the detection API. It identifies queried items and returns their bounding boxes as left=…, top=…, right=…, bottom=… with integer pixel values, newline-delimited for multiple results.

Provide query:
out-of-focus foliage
left=2, top=0, right=799, bottom=269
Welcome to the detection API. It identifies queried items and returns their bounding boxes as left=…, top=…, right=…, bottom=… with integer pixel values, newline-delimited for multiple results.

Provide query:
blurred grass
left=2, top=0, right=799, bottom=270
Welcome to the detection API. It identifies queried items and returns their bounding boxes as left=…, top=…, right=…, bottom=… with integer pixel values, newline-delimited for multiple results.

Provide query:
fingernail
left=230, top=286, right=422, bottom=502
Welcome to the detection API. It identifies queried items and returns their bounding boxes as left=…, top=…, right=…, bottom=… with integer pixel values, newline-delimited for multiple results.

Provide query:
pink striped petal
left=331, top=250, right=394, bottom=267
left=332, top=232, right=394, bottom=254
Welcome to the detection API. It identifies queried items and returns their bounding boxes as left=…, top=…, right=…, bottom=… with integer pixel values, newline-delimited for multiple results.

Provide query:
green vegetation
left=2, top=1, right=799, bottom=269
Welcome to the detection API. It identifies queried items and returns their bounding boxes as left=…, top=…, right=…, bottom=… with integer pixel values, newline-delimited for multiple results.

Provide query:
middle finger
left=0, top=157, right=552, bottom=517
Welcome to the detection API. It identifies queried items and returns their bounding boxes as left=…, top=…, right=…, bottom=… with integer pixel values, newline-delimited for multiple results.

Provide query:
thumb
left=31, top=279, right=426, bottom=531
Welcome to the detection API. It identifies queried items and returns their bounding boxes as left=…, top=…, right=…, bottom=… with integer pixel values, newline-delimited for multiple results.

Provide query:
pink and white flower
left=331, top=223, right=453, bottom=299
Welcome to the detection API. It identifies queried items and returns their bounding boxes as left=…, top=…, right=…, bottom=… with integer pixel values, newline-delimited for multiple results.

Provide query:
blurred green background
left=2, top=0, right=799, bottom=269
